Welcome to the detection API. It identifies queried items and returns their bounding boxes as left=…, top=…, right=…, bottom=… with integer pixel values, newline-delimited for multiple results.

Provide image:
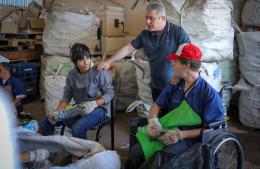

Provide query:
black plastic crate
left=9, top=62, right=39, bottom=98
left=24, top=80, right=38, bottom=96
left=10, top=62, right=38, bottom=81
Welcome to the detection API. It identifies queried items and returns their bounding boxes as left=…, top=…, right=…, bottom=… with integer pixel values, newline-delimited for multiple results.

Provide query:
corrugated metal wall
left=0, top=0, right=43, bottom=7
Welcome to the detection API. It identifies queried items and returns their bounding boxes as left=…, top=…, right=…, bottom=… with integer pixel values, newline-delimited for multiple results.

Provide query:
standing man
left=98, top=2, right=190, bottom=101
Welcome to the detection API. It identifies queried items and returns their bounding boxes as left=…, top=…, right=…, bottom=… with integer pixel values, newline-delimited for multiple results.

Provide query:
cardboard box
left=1, top=11, right=19, bottom=33
left=29, top=18, right=45, bottom=29
left=27, top=1, right=42, bottom=17
left=101, top=36, right=125, bottom=55
left=97, top=6, right=125, bottom=37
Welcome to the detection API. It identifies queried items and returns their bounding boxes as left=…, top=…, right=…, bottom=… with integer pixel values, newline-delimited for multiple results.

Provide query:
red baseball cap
left=167, top=43, right=202, bottom=61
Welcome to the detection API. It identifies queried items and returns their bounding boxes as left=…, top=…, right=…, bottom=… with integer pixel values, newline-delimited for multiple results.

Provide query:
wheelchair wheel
left=212, top=132, right=244, bottom=169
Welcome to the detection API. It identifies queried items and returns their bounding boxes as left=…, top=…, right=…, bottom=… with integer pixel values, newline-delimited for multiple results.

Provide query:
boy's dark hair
left=70, top=43, right=91, bottom=64
left=178, top=57, right=201, bottom=71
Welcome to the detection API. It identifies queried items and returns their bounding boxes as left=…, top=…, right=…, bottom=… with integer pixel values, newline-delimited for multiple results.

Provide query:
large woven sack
left=44, top=75, right=66, bottom=115
left=237, top=32, right=260, bottom=85
left=162, top=0, right=234, bottom=61
left=43, top=9, right=99, bottom=56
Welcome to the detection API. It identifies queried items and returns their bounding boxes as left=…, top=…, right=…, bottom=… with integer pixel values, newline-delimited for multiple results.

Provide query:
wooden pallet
left=0, top=50, right=41, bottom=60
left=0, top=32, right=42, bottom=50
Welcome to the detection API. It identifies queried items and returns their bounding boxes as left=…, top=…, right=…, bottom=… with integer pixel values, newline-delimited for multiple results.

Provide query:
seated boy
left=125, top=43, right=225, bottom=169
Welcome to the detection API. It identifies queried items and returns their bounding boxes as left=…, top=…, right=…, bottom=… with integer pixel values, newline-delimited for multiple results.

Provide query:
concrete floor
left=24, top=99, right=260, bottom=169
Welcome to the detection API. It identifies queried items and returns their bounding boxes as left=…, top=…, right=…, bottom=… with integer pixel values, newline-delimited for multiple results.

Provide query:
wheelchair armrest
left=204, top=120, right=227, bottom=129
left=201, top=120, right=227, bottom=143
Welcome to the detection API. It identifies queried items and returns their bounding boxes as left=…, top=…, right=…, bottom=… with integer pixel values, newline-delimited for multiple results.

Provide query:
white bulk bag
left=40, top=55, right=74, bottom=98
left=162, top=0, right=234, bottom=61
left=43, top=9, right=99, bottom=56
left=44, top=75, right=66, bottom=115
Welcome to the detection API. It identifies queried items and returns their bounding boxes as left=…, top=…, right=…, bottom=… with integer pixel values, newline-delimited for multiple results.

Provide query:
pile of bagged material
left=42, top=0, right=100, bottom=114
left=218, top=57, right=238, bottom=111
left=218, top=40, right=239, bottom=110
left=234, top=0, right=260, bottom=129
left=40, top=55, right=74, bottom=100
left=239, top=87, right=260, bottom=129
left=44, top=75, right=67, bottom=115
left=42, top=1, right=99, bottom=56
left=130, top=49, right=153, bottom=104
left=113, top=60, right=138, bottom=111
left=163, top=0, right=234, bottom=61
left=232, top=0, right=247, bottom=25
left=236, top=32, right=260, bottom=129
left=241, top=0, right=260, bottom=27
left=237, top=32, right=260, bottom=86
left=236, top=0, right=260, bottom=129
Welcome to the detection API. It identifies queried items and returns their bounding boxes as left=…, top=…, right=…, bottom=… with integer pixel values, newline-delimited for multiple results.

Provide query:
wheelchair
left=197, top=120, right=243, bottom=169
left=128, top=83, right=244, bottom=169
left=129, top=117, right=244, bottom=169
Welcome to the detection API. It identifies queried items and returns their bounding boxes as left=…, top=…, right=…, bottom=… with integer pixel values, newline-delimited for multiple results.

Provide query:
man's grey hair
left=146, top=2, right=166, bottom=17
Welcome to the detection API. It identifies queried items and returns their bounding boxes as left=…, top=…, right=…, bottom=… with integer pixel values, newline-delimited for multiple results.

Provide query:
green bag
left=136, top=100, right=202, bottom=159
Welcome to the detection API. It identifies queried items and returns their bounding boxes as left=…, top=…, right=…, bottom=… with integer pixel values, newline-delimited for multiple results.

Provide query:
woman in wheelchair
left=125, top=43, right=225, bottom=169
left=39, top=43, right=114, bottom=139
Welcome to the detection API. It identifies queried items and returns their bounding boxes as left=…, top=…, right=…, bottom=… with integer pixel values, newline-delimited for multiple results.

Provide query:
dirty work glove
left=28, top=149, right=50, bottom=162
left=147, top=117, right=162, bottom=138
left=157, top=130, right=183, bottom=146
left=78, top=101, right=97, bottom=115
